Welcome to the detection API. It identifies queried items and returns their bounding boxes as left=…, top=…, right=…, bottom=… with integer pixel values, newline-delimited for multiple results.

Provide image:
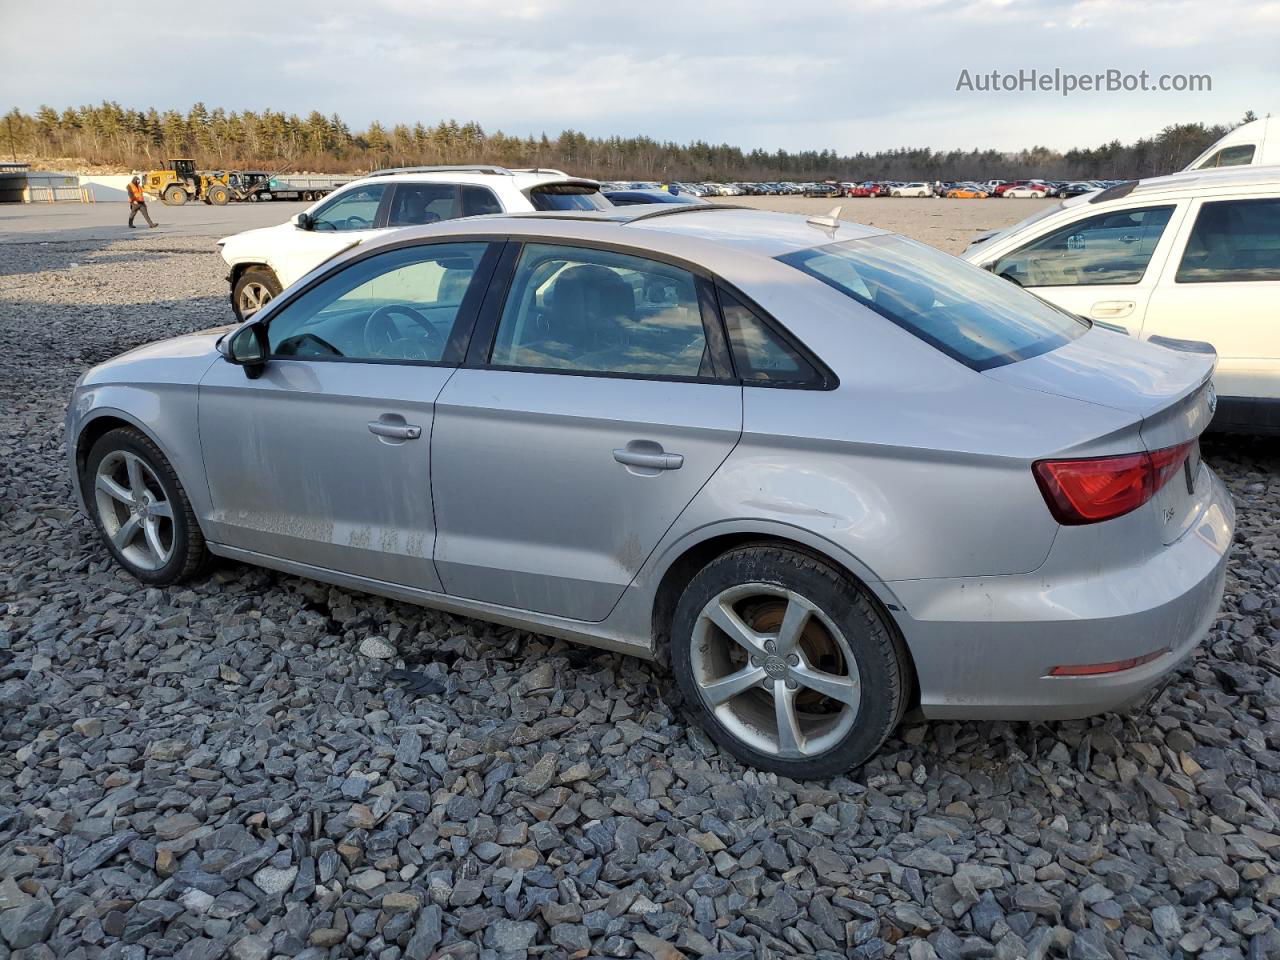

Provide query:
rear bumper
left=891, top=469, right=1234, bottom=721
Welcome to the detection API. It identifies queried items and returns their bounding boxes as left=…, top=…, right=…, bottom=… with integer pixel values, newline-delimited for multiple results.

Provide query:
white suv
left=891, top=183, right=934, bottom=198
left=218, top=166, right=606, bottom=319
left=963, top=165, right=1280, bottom=433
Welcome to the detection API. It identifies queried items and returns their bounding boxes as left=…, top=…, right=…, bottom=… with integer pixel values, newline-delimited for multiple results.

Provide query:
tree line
left=0, top=102, right=1253, bottom=182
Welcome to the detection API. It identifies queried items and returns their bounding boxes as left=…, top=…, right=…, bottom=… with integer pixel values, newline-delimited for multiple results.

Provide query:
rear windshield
left=528, top=183, right=610, bottom=211
left=778, top=235, right=1088, bottom=371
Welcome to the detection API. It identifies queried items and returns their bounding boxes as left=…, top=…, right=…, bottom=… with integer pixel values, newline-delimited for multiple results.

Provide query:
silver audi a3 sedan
left=66, top=206, right=1233, bottom=778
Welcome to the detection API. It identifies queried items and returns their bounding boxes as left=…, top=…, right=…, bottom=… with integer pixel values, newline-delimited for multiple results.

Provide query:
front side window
left=779, top=235, right=1088, bottom=371
left=1195, top=144, right=1256, bottom=169
left=718, top=289, right=819, bottom=385
left=388, top=183, right=457, bottom=226
left=527, top=184, right=611, bottom=211
left=1176, top=198, right=1280, bottom=283
left=990, top=206, right=1174, bottom=287
left=266, top=242, right=489, bottom=363
left=310, top=185, right=386, bottom=231
left=491, top=243, right=713, bottom=377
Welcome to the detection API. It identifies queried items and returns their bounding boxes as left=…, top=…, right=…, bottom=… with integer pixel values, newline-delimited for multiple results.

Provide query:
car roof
left=336, top=166, right=598, bottom=191
left=352, top=206, right=887, bottom=263
left=320, top=208, right=885, bottom=284
left=1058, top=163, right=1280, bottom=211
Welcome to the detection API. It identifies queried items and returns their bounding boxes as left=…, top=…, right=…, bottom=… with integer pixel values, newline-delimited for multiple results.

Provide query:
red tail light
left=1034, top=441, right=1193, bottom=525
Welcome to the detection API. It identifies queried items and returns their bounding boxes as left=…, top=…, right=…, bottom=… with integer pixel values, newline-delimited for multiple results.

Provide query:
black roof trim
left=1088, top=180, right=1139, bottom=204
left=622, top=203, right=751, bottom=224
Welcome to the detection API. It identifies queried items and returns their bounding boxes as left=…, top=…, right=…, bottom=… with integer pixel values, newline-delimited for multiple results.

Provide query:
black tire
left=207, top=185, right=230, bottom=206
left=83, top=428, right=208, bottom=585
left=232, top=266, right=282, bottom=321
left=162, top=185, right=187, bottom=206
left=670, top=544, right=909, bottom=778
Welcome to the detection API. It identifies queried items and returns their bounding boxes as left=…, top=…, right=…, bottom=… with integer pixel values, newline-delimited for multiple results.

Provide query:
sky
left=1, top=0, right=1276, bottom=154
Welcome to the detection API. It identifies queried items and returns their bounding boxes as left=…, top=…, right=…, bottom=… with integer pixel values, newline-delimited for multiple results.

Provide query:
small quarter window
left=718, top=289, right=819, bottom=385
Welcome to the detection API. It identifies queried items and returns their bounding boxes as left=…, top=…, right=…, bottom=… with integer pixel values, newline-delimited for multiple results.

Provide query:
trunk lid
left=986, top=325, right=1218, bottom=544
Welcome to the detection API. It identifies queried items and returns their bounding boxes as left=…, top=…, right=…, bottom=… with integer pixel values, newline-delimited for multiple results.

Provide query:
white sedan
left=1004, top=183, right=1051, bottom=198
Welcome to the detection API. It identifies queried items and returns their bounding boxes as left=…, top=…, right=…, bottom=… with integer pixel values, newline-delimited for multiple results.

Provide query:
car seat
left=536, top=264, right=637, bottom=362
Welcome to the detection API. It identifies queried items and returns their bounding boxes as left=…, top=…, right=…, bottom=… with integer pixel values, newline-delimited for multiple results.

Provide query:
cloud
left=2, top=0, right=1275, bottom=154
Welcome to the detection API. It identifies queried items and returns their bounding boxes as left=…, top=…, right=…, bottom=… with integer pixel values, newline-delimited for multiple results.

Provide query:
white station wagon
left=964, top=165, right=1280, bottom=433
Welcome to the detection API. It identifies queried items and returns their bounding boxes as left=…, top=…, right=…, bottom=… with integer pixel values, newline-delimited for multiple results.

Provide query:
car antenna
left=806, top=206, right=843, bottom=231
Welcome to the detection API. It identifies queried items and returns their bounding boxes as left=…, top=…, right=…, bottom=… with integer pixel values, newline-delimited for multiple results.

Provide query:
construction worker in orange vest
left=127, top=177, right=157, bottom=229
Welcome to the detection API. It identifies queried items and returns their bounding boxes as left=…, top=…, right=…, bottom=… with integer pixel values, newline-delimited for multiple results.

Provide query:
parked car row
left=597, top=178, right=1131, bottom=199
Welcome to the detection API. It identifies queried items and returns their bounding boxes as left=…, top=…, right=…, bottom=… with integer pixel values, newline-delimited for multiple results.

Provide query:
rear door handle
left=613, top=448, right=683, bottom=470
left=368, top=420, right=422, bottom=441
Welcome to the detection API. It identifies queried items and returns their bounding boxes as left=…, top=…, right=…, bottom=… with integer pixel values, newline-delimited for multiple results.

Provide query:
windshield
left=778, top=235, right=1088, bottom=371
left=528, top=183, right=610, bottom=211
left=971, top=200, right=1067, bottom=248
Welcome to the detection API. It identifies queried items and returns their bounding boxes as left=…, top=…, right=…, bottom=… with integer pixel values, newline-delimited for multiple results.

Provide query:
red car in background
left=846, top=181, right=886, bottom=197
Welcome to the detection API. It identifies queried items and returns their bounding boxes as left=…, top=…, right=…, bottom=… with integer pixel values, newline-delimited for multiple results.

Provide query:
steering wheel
left=344, top=215, right=371, bottom=230
left=363, top=304, right=444, bottom=359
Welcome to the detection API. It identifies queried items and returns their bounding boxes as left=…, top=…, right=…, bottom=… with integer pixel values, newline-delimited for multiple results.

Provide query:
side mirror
left=219, top=323, right=269, bottom=378
left=292, top=212, right=313, bottom=231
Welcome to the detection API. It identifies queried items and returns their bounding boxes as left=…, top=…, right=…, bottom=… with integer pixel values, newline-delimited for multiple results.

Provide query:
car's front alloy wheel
left=233, top=267, right=283, bottom=321
left=85, top=428, right=208, bottom=584
left=671, top=545, right=909, bottom=777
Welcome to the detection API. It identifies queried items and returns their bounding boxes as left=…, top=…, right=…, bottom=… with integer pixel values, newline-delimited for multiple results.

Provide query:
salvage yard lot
left=1, top=198, right=1278, bottom=959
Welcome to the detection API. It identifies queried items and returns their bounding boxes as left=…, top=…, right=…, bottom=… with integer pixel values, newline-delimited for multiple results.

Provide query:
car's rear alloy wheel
left=672, top=545, right=909, bottom=778
left=85, top=428, right=208, bottom=584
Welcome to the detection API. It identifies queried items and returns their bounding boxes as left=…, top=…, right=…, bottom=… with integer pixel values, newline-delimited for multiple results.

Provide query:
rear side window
left=528, top=183, right=610, bottom=211
left=462, top=185, right=502, bottom=216
left=491, top=243, right=713, bottom=378
left=718, top=289, right=819, bottom=385
left=990, top=206, right=1174, bottom=286
left=779, top=235, right=1088, bottom=371
left=1195, top=144, right=1256, bottom=169
left=1176, top=198, right=1280, bottom=283
left=388, top=183, right=457, bottom=226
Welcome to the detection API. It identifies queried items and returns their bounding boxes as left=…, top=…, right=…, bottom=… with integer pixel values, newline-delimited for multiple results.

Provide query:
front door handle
left=613, top=447, right=684, bottom=471
left=368, top=419, right=422, bottom=441
left=1090, top=300, right=1135, bottom=319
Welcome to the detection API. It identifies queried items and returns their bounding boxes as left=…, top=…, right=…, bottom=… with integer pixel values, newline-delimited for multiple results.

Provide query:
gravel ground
left=1, top=223, right=1279, bottom=960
